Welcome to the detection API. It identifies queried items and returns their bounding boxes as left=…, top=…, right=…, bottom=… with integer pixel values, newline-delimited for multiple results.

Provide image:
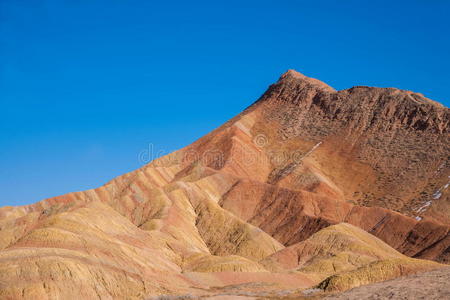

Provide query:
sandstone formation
left=0, top=70, right=448, bottom=299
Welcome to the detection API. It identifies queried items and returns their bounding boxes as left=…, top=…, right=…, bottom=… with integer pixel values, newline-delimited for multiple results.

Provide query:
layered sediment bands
left=0, top=201, right=192, bottom=299
left=260, top=223, right=443, bottom=293
left=220, top=179, right=450, bottom=262
left=260, top=223, right=405, bottom=274
left=0, top=69, right=449, bottom=298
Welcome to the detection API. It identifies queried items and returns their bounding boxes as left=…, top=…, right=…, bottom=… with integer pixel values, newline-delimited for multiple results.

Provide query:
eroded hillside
left=0, top=70, right=448, bottom=299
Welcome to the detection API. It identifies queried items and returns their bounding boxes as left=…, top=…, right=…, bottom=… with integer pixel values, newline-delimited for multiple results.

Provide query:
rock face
left=0, top=70, right=449, bottom=299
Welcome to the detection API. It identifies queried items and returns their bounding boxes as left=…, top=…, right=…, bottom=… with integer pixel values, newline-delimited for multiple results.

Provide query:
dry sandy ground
left=325, top=267, right=450, bottom=300
left=147, top=268, right=450, bottom=299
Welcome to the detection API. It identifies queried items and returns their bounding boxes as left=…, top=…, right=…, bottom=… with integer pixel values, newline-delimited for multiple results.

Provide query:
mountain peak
left=279, top=69, right=336, bottom=92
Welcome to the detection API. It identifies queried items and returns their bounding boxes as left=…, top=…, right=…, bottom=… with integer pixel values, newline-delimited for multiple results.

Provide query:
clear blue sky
left=1, top=0, right=449, bottom=206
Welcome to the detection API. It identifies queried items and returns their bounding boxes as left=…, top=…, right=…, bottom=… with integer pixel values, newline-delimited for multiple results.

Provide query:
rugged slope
left=262, top=223, right=442, bottom=291
left=261, top=223, right=406, bottom=274
left=256, top=70, right=449, bottom=219
left=0, top=70, right=449, bottom=299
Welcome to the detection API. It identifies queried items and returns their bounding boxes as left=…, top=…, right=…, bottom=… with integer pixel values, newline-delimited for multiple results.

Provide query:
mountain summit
left=278, top=69, right=336, bottom=92
left=0, top=70, right=448, bottom=299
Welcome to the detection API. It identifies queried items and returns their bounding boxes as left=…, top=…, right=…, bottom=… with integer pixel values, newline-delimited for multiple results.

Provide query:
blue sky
left=1, top=0, right=449, bottom=206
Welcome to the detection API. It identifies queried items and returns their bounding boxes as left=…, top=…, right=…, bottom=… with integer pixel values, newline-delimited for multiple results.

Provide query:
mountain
left=0, top=70, right=448, bottom=299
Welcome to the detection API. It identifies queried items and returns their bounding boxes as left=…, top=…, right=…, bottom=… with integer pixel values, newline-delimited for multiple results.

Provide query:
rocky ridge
left=0, top=70, right=448, bottom=299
